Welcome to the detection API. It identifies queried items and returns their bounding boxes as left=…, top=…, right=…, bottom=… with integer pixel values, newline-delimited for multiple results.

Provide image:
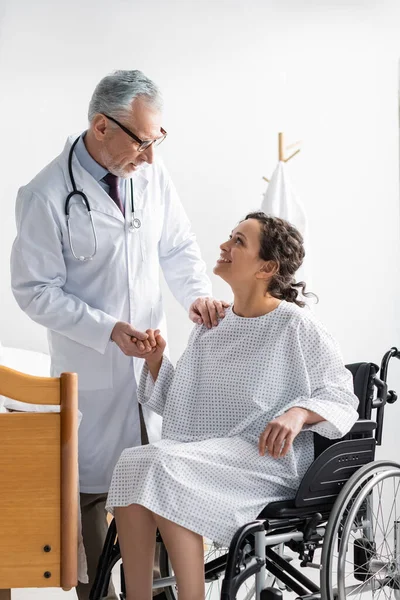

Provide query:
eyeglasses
left=103, top=114, right=167, bottom=152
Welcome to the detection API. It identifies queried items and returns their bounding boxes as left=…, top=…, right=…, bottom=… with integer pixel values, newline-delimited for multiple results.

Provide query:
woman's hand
left=258, top=408, right=309, bottom=458
left=132, top=329, right=166, bottom=364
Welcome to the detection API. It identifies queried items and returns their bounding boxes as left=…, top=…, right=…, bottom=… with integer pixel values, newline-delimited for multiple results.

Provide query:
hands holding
left=133, top=329, right=166, bottom=365
left=112, top=295, right=230, bottom=359
left=111, top=322, right=166, bottom=362
left=131, top=328, right=166, bottom=381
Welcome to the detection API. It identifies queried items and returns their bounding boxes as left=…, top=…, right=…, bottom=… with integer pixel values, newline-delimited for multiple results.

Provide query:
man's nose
left=142, top=144, right=155, bottom=164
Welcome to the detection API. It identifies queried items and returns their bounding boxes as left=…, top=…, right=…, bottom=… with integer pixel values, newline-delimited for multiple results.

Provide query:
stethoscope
left=65, top=136, right=142, bottom=261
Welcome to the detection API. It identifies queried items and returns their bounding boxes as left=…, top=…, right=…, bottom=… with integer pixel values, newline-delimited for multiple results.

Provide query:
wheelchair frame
left=89, top=347, right=400, bottom=600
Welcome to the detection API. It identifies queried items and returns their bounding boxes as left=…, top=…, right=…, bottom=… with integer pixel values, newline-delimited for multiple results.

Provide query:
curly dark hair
left=243, top=211, right=317, bottom=308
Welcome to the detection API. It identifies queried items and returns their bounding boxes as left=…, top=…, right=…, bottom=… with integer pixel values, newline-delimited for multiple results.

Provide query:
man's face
left=95, top=97, right=163, bottom=178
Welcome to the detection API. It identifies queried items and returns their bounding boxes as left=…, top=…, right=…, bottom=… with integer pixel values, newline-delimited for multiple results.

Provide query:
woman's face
left=213, top=218, right=268, bottom=286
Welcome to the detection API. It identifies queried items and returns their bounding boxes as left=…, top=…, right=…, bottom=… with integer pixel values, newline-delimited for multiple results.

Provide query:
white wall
left=1, top=0, right=400, bottom=458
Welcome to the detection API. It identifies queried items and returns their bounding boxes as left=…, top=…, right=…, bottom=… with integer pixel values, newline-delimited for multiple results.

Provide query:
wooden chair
left=0, top=366, right=78, bottom=599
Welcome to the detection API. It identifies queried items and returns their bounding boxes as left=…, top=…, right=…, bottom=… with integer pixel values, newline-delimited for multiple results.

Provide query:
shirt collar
left=74, top=131, right=108, bottom=183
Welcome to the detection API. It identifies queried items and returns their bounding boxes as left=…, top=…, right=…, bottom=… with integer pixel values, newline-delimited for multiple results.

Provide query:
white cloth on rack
left=261, top=161, right=310, bottom=290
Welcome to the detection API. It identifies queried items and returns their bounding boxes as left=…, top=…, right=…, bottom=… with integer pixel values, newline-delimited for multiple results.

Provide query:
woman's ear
left=255, top=261, right=278, bottom=280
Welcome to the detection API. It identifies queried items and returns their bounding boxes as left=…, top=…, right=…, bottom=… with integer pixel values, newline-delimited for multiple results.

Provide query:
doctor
left=10, top=70, right=228, bottom=600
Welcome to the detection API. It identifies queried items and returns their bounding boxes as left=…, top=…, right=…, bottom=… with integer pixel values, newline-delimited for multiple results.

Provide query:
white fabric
left=261, top=161, right=310, bottom=288
left=10, top=136, right=212, bottom=492
left=106, top=302, right=358, bottom=546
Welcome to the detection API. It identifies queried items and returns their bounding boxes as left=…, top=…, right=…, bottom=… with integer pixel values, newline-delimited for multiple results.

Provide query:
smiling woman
left=214, top=211, right=316, bottom=315
left=106, top=211, right=357, bottom=600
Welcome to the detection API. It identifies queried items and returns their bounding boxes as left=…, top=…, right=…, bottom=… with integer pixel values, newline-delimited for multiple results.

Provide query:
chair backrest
left=0, top=366, right=78, bottom=591
left=345, top=362, right=379, bottom=419
left=313, top=362, right=378, bottom=459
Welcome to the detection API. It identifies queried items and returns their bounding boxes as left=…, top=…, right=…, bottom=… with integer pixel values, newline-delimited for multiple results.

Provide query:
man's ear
left=91, top=114, right=108, bottom=141
left=255, top=261, right=279, bottom=280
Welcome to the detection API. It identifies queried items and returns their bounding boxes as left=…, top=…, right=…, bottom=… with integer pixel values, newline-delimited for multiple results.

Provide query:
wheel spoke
left=321, top=465, right=400, bottom=600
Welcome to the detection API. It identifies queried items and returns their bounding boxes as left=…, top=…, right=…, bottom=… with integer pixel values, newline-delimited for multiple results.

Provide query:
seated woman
left=106, top=211, right=359, bottom=600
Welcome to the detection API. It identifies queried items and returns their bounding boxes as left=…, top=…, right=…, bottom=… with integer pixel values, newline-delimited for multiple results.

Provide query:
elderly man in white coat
left=10, top=69, right=228, bottom=600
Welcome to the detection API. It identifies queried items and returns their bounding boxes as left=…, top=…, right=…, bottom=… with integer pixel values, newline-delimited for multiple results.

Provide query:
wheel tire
left=320, top=460, right=400, bottom=600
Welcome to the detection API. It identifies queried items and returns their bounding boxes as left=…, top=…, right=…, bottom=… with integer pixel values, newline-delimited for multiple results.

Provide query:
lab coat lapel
left=131, top=170, right=149, bottom=209
left=61, top=136, right=125, bottom=223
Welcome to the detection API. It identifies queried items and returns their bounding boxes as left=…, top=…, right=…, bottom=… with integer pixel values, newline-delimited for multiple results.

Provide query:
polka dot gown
left=106, top=301, right=359, bottom=545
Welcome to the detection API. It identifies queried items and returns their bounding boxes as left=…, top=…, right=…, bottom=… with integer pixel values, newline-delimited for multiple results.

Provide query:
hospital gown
left=106, top=301, right=359, bottom=545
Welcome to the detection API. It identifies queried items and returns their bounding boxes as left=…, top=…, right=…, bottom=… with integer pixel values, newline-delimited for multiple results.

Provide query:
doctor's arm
left=158, top=175, right=229, bottom=327
left=10, top=189, right=147, bottom=355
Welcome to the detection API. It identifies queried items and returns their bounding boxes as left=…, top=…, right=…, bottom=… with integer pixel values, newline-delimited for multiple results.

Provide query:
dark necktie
left=103, top=172, right=124, bottom=215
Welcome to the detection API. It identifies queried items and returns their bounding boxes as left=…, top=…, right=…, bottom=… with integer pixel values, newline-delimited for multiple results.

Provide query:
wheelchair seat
left=259, top=499, right=335, bottom=519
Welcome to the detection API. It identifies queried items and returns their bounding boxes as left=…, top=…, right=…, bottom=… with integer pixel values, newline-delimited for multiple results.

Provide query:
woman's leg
left=114, top=504, right=157, bottom=600
left=153, top=514, right=205, bottom=600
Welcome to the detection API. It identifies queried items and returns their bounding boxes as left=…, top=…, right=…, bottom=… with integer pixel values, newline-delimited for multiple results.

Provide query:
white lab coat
left=10, top=135, right=212, bottom=493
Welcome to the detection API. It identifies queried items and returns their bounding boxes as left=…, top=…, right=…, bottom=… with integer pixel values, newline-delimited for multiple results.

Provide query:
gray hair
left=88, top=70, right=163, bottom=122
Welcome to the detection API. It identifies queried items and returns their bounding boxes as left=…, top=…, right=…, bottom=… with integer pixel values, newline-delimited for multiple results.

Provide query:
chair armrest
left=348, top=419, right=376, bottom=435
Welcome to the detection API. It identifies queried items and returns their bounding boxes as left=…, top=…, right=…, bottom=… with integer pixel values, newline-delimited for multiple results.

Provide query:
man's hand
left=111, top=321, right=154, bottom=357
left=189, top=297, right=230, bottom=329
left=258, top=408, right=309, bottom=459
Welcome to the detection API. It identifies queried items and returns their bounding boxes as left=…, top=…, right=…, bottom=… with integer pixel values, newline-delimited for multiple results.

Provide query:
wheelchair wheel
left=158, top=537, right=276, bottom=600
left=321, top=460, right=400, bottom=600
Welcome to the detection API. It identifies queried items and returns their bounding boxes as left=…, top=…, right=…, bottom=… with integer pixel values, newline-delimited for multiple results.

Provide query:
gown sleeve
left=137, top=356, right=175, bottom=417
left=137, top=324, right=202, bottom=417
left=275, top=316, right=359, bottom=439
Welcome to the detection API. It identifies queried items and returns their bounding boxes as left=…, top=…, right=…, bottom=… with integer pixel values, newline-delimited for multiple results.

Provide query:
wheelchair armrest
left=348, top=419, right=376, bottom=435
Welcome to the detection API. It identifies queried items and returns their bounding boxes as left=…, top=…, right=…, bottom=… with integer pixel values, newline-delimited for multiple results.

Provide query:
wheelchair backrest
left=313, top=361, right=378, bottom=459
left=345, top=362, right=379, bottom=419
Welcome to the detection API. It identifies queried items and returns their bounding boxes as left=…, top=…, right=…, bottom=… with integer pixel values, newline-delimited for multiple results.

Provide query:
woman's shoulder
left=278, top=301, right=332, bottom=340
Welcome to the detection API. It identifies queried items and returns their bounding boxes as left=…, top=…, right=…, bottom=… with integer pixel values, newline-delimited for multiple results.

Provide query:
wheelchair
left=89, top=347, right=400, bottom=600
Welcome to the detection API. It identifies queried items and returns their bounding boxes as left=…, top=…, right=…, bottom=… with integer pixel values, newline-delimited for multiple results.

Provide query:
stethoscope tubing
left=65, top=135, right=141, bottom=261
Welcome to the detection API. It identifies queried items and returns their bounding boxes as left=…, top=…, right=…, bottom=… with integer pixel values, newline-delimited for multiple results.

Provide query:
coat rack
left=263, top=132, right=301, bottom=183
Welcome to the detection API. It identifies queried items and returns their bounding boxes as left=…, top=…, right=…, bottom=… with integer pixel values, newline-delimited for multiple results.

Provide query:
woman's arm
left=136, top=324, right=202, bottom=416
left=147, top=357, right=163, bottom=382
left=136, top=331, right=173, bottom=417
left=259, top=317, right=359, bottom=458
left=258, top=407, right=325, bottom=458
left=289, top=407, right=326, bottom=425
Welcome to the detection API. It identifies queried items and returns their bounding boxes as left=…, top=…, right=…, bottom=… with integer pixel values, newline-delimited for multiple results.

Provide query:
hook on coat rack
left=263, top=132, right=301, bottom=182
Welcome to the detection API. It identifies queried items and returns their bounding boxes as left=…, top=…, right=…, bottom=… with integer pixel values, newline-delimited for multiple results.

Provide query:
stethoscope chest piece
left=129, top=217, right=142, bottom=231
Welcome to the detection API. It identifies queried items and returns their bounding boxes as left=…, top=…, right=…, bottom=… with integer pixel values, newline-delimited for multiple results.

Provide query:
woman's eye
left=235, top=237, right=242, bottom=244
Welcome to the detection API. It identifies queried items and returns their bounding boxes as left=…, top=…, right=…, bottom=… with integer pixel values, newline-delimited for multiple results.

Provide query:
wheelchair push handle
left=373, top=347, right=400, bottom=446
left=380, top=346, right=400, bottom=387
left=380, top=346, right=400, bottom=405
